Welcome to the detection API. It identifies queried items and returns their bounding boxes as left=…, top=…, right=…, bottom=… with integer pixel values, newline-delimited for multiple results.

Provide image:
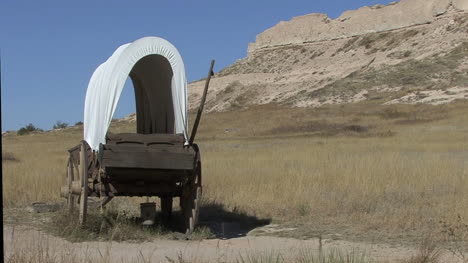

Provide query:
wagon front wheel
left=181, top=165, right=202, bottom=235
left=182, top=186, right=201, bottom=235
left=78, top=141, right=89, bottom=225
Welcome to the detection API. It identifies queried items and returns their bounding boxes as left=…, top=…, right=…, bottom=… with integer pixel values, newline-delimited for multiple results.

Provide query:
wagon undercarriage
left=61, top=134, right=202, bottom=234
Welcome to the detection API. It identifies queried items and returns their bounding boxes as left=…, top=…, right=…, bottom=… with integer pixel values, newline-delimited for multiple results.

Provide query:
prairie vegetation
left=16, top=123, right=43, bottom=136
left=3, top=100, right=468, bottom=248
left=315, top=42, right=468, bottom=99
left=53, top=120, right=69, bottom=129
left=5, top=224, right=372, bottom=263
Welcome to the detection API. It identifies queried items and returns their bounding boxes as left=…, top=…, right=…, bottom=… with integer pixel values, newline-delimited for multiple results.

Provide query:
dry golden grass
left=2, top=127, right=82, bottom=207
left=2, top=100, right=468, bottom=242
left=201, top=133, right=468, bottom=238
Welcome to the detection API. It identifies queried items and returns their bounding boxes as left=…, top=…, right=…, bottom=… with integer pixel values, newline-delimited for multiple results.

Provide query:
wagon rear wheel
left=78, top=141, right=89, bottom=225
left=181, top=163, right=202, bottom=235
left=66, top=158, right=76, bottom=213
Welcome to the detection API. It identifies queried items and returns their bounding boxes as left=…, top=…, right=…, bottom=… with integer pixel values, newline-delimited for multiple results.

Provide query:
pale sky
left=0, top=0, right=395, bottom=131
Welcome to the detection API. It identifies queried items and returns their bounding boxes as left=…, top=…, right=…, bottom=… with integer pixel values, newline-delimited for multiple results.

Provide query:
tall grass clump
left=237, top=250, right=284, bottom=263
left=2, top=152, right=18, bottom=162
left=403, top=235, right=442, bottom=263
left=4, top=225, right=155, bottom=263
left=50, top=208, right=165, bottom=242
left=295, top=248, right=371, bottom=263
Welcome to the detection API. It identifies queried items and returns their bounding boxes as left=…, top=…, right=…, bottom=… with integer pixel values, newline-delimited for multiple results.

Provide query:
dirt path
left=3, top=224, right=466, bottom=263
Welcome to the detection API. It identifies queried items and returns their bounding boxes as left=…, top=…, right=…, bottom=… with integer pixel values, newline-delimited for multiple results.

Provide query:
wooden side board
left=106, top=132, right=185, bottom=145
left=101, top=143, right=196, bottom=170
left=89, top=181, right=182, bottom=197
left=102, top=167, right=189, bottom=183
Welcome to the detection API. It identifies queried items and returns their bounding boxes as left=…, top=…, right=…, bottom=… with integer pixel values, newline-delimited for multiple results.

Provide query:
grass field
left=2, top=100, right=468, bottom=246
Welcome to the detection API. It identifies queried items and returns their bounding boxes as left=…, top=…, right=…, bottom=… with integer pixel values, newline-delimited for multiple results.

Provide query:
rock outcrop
left=248, top=0, right=468, bottom=53
left=188, top=0, right=468, bottom=111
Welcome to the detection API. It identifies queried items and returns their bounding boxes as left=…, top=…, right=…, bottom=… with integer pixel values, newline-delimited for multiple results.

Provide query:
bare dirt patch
left=4, top=222, right=467, bottom=263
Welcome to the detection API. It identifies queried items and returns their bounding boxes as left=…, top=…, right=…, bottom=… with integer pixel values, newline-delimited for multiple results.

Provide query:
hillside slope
left=188, top=0, right=468, bottom=112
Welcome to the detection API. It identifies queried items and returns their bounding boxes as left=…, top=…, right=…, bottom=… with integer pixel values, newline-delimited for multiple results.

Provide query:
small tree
left=17, top=123, right=41, bottom=136
left=25, top=123, right=37, bottom=132
left=53, top=120, right=68, bottom=129
left=74, top=121, right=83, bottom=126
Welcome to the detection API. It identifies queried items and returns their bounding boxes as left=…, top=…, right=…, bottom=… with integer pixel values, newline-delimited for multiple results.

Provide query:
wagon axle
left=60, top=181, right=81, bottom=198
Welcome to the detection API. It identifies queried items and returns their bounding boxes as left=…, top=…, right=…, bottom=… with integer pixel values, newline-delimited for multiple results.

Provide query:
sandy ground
left=3, top=224, right=466, bottom=263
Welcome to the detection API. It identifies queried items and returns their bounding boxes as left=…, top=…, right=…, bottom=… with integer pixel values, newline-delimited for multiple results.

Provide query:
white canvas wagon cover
left=84, top=36, right=188, bottom=150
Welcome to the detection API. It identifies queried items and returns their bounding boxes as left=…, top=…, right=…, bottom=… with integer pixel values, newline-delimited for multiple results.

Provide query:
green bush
left=24, top=123, right=37, bottom=132
left=74, top=121, right=83, bottom=126
left=17, top=123, right=42, bottom=136
left=53, top=120, right=68, bottom=129
left=17, top=128, right=28, bottom=136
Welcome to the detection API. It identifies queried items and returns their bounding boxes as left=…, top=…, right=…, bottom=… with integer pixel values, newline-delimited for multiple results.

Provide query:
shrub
left=53, top=120, right=68, bottom=129
left=337, top=37, right=359, bottom=53
left=358, top=34, right=375, bottom=49
left=378, top=108, right=409, bottom=119
left=402, top=29, right=419, bottom=38
left=74, top=121, right=83, bottom=126
left=224, top=80, right=243, bottom=94
left=25, top=123, right=38, bottom=132
left=387, top=50, right=412, bottom=59
left=17, top=128, right=29, bottom=136
left=17, top=123, right=42, bottom=136
left=310, top=50, right=325, bottom=59
left=2, top=152, right=18, bottom=162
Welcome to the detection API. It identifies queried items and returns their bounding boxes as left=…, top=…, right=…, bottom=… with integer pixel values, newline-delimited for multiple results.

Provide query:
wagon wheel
left=181, top=162, right=202, bottom=235
left=66, top=157, right=76, bottom=213
left=78, top=140, right=89, bottom=225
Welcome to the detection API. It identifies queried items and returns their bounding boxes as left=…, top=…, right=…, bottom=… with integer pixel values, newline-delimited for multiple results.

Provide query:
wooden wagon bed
left=61, top=50, right=214, bottom=234
left=63, top=134, right=202, bottom=233
left=102, top=133, right=196, bottom=183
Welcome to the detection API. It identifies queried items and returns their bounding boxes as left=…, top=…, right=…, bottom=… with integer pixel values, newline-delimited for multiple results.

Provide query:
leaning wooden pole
left=188, top=60, right=215, bottom=146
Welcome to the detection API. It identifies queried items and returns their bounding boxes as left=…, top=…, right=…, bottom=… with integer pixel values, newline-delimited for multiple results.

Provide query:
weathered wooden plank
left=102, top=151, right=194, bottom=170
left=102, top=167, right=188, bottom=181
left=106, top=133, right=185, bottom=145
left=94, top=182, right=182, bottom=197
left=102, top=144, right=193, bottom=154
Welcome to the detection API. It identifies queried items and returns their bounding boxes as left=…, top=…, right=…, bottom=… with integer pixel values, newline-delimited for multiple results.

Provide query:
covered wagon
left=60, top=36, right=214, bottom=234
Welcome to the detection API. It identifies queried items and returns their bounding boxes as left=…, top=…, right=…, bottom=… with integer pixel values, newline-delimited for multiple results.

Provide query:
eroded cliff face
left=188, top=0, right=468, bottom=112
left=248, top=0, right=467, bottom=53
